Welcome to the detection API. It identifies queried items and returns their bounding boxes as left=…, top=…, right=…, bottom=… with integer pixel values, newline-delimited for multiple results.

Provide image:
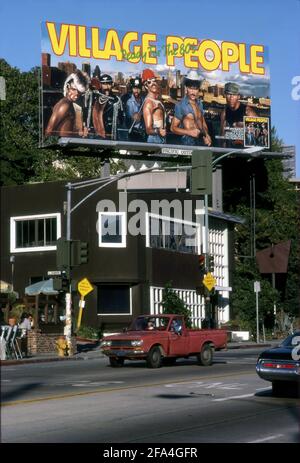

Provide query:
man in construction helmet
left=142, top=68, right=166, bottom=144
left=45, top=70, right=90, bottom=138
left=170, top=70, right=211, bottom=146
left=220, top=82, right=257, bottom=147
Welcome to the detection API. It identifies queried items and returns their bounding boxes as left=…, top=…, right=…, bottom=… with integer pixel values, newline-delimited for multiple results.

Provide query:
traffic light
left=56, top=238, right=71, bottom=277
left=79, top=241, right=88, bottom=264
left=191, top=150, right=212, bottom=196
left=208, top=254, right=215, bottom=273
left=53, top=277, right=69, bottom=292
left=198, top=254, right=206, bottom=273
left=71, top=240, right=89, bottom=266
left=196, top=254, right=206, bottom=296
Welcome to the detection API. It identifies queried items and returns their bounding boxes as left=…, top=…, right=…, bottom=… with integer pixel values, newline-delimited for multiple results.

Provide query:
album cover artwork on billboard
left=41, top=22, right=271, bottom=152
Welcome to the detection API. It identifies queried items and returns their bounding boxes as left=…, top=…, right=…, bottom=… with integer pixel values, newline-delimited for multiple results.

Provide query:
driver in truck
left=147, top=319, right=155, bottom=330
left=171, top=318, right=182, bottom=334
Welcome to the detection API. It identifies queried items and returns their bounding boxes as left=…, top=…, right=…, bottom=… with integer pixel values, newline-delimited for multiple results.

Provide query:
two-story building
left=0, top=169, right=242, bottom=333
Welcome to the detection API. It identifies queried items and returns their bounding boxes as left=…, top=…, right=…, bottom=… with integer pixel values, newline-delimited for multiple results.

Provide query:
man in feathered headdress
left=45, top=70, right=90, bottom=137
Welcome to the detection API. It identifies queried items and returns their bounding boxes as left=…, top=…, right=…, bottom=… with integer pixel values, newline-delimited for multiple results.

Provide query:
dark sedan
left=256, top=331, right=300, bottom=396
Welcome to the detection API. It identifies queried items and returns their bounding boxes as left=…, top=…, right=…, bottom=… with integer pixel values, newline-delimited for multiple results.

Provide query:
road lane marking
left=165, top=381, right=246, bottom=390
left=248, top=434, right=284, bottom=443
left=72, top=381, right=124, bottom=387
left=212, top=393, right=254, bottom=402
left=1, top=370, right=256, bottom=407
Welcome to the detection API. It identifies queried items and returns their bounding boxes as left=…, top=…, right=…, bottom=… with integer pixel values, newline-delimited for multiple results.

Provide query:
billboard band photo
left=42, top=24, right=271, bottom=150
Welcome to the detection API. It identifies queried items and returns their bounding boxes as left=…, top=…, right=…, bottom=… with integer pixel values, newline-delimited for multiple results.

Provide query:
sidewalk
left=1, top=340, right=279, bottom=366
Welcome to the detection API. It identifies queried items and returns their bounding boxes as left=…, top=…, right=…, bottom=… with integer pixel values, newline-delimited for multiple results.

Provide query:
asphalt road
left=1, top=348, right=299, bottom=444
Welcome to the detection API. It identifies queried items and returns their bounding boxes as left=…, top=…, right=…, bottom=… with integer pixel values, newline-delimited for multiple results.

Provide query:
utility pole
left=254, top=281, right=261, bottom=343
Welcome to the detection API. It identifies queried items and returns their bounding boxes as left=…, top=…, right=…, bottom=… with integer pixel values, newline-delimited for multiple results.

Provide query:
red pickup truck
left=100, top=314, right=227, bottom=368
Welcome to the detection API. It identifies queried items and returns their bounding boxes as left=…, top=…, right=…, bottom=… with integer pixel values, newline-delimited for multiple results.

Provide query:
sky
left=1, top=0, right=299, bottom=176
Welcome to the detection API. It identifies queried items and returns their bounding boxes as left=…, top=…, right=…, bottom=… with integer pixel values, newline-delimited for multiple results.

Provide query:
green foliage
left=76, top=324, right=102, bottom=340
left=227, top=129, right=300, bottom=331
left=9, top=304, right=29, bottom=323
left=231, top=268, right=279, bottom=335
left=161, top=282, right=192, bottom=328
left=0, top=59, right=125, bottom=185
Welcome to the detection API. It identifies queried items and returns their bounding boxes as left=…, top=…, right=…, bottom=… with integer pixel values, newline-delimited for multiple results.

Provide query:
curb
left=227, top=343, right=271, bottom=350
left=1, top=343, right=272, bottom=365
left=0, top=356, right=86, bottom=366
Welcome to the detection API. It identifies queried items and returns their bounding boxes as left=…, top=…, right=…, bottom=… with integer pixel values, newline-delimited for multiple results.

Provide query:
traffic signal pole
left=65, top=183, right=73, bottom=354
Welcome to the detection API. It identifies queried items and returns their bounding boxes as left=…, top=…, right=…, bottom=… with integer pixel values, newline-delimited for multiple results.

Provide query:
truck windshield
left=129, top=316, right=170, bottom=331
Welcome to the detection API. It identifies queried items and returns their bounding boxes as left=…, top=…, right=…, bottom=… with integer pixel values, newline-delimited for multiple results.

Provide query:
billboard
left=41, top=22, right=271, bottom=152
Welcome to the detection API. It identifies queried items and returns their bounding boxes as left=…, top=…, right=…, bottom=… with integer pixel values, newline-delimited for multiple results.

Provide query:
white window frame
left=145, top=212, right=201, bottom=254
left=10, top=213, right=61, bottom=253
left=97, top=287, right=133, bottom=316
left=98, top=212, right=127, bottom=248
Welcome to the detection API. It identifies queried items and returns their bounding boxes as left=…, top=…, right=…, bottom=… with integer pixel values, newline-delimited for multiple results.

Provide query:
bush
left=76, top=325, right=102, bottom=340
left=9, top=304, right=27, bottom=323
left=161, top=282, right=192, bottom=328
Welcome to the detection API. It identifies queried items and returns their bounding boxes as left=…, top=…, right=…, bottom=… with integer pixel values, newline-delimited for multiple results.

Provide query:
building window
left=98, top=212, right=126, bottom=248
left=10, top=213, right=61, bottom=253
left=146, top=213, right=200, bottom=254
left=97, top=285, right=132, bottom=315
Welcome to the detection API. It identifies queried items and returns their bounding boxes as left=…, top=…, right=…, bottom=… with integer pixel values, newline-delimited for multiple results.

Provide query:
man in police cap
left=220, top=82, right=257, bottom=139
left=170, top=70, right=211, bottom=146
left=124, top=77, right=146, bottom=142
left=92, top=74, right=123, bottom=140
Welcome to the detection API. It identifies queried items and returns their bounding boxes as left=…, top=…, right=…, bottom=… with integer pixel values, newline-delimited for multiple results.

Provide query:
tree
left=161, top=282, right=192, bottom=327
left=225, top=128, right=300, bottom=332
left=0, top=59, right=124, bottom=185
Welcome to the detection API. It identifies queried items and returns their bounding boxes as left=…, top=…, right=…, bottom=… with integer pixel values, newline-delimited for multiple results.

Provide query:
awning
left=25, top=279, right=59, bottom=296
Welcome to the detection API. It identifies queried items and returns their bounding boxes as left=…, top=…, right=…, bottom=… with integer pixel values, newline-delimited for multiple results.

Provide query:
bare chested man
left=45, top=70, right=90, bottom=138
left=142, top=69, right=166, bottom=144
left=171, top=70, right=211, bottom=146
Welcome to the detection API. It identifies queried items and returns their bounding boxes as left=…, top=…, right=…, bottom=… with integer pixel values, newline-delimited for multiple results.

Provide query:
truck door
left=168, top=317, right=188, bottom=356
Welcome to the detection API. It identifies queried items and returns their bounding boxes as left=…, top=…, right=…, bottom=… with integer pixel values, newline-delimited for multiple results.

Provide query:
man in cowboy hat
left=45, top=70, right=90, bottom=138
left=170, top=70, right=211, bottom=146
left=142, top=68, right=166, bottom=144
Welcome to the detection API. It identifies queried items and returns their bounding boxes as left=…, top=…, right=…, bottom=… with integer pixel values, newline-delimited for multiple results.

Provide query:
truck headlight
left=100, top=340, right=112, bottom=347
left=131, top=340, right=143, bottom=347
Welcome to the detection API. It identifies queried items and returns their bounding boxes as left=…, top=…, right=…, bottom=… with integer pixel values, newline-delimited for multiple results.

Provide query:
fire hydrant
left=55, top=336, right=69, bottom=357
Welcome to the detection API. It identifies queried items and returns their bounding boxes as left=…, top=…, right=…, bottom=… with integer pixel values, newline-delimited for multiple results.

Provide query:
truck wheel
left=197, top=344, right=213, bottom=366
left=146, top=347, right=162, bottom=368
left=109, top=357, right=125, bottom=367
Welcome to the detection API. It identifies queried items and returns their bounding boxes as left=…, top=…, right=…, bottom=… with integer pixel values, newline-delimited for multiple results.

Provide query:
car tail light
left=263, top=362, right=295, bottom=369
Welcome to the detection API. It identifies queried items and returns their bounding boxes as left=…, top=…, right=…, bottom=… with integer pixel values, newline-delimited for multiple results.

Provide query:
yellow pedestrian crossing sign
left=78, top=278, right=93, bottom=297
left=203, top=272, right=216, bottom=292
